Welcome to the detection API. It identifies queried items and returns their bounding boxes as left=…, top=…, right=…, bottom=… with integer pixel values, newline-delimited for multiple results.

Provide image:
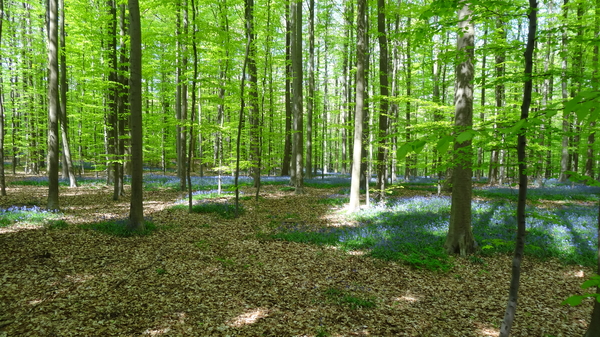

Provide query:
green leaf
left=561, top=295, right=584, bottom=306
left=456, top=131, right=474, bottom=143
left=397, top=143, right=411, bottom=160
left=509, top=119, right=526, bottom=134
left=412, top=140, right=427, bottom=154
left=581, top=275, right=600, bottom=289
left=436, top=136, right=452, bottom=154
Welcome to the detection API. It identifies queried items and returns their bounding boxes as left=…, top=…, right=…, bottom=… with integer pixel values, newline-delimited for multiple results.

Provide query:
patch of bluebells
left=274, top=195, right=598, bottom=267
left=0, top=205, right=61, bottom=226
left=475, top=184, right=600, bottom=201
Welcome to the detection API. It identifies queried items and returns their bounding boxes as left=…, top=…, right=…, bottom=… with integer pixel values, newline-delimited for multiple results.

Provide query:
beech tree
left=499, top=0, right=537, bottom=334
left=127, top=0, right=144, bottom=231
left=349, top=0, right=366, bottom=212
left=444, top=1, right=476, bottom=256
left=46, top=0, right=60, bottom=210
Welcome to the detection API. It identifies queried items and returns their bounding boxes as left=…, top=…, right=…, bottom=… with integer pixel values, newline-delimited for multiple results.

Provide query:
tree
left=59, top=0, right=76, bottom=188
left=375, top=0, right=389, bottom=195
left=444, top=1, right=476, bottom=256
left=46, top=0, right=60, bottom=210
left=127, top=0, right=144, bottom=232
left=349, top=0, right=366, bottom=212
left=0, top=0, right=6, bottom=196
left=499, top=1, right=536, bottom=335
left=290, top=0, right=304, bottom=194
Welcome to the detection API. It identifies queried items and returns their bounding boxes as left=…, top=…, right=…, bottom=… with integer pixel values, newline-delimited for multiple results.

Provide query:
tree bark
left=305, top=0, right=314, bottom=179
left=559, top=0, right=570, bottom=182
left=127, top=0, right=144, bottom=231
left=59, top=0, right=76, bottom=188
left=291, top=0, right=303, bottom=194
left=375, top=0, right=389, bottom=195
left=499, top=1, right=536, bottom=335
left=444, top=1, right=475, bottom=256
left=349, top=0, right=366, bottom=212
left=0, top=0, right=6, bottom=196
left=246, top=0, right=260, bottom=187
left=47, top=0, right=60, bottom=210
left=281, top=5, right=292, bottom=177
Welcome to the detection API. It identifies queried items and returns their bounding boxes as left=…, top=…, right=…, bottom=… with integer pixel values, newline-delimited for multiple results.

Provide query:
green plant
left=215, top=256, right=236, bottom=268
left=46, top=219, right=68, bottom=230
left=315, top=327, right=330, bottom=337
left=171, top=202, right=242, bottom=219
left=324, top=287, right=376, bottom=309
left=195, top=240, right=210, bottom=250
left=79, top=219, right=157, bottom=237
left=155, top=268, right=167, bottom=275
left=279, top=186, right=295, bottom=192
left=562, top=274, right=600, bottom=306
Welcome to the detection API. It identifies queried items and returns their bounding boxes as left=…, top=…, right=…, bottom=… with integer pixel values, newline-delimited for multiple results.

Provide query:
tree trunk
left=127, top=0, right=144, bottom=231
left=499, top=1, right=536, bottom=335
left=47, top=0, right=60, bottom=210
left=281, top=5, right=292, bottom=177
left=291, top=0, right=303, bottom=194
left=559, top=0, right=570, bottom=182
left=305, top=0, right=314, bottom=179
left=444, top=1, right=475, bottom=256
left=375, top=0, right=389, bottom=195
left=59, top=0, right=76, bottom=188
left=489, top=18, right=506, bottom=187
left=349, top=0, right=366, bottom=212
left=246, top=0, right=260, bottom=187
left=583, top=1, right=600, bottom=334
left=0, top=0, right=6, bottom=196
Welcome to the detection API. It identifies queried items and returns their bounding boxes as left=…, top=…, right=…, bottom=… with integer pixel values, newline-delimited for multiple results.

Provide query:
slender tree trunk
left=582, top=1, right=600, bottom=334
left=349, top=0, right=366, bottom=212
left=559, top=0, right=570, bottom=182
left=305, top=0, right=315, bottom=179
left=375, top=0, right=389, bottom=195
left=291, top=0, right=303, bottom=194
left=477, top=32, right=487, bottom=181
left=235, top=5, right=251, bottom=216
left=0, top=0, right=6, bottom=196
left=246, top=0, right=260, bottom=188
left=59, top=0, right=76, bottom=188
left=188, top=0, right=199, bottom=212
left=499, top=1, right=536, bottom=335
left=405, top=18, right=413, bottom=180
left=47, top=0, right=60, bottom=210
left=585, top=0, right=598, bottom=180
left=127, top=0, right=144, bottom=231
left=489, top=18, right=506, bottom=186
left=444, top=1, right=475, bottom=256
left=282, top=5, right=292, bottom=177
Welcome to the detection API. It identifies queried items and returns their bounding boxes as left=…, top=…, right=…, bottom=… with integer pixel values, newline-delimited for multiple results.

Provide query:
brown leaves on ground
left=0, top=178, right=595, bottom=336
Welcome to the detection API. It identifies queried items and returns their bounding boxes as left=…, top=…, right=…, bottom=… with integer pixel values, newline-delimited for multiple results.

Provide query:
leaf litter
left=0, top=179, right=595, bottom=336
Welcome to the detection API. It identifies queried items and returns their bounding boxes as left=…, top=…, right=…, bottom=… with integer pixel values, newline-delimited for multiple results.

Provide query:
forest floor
left=0, top=174, right=596, bottom=337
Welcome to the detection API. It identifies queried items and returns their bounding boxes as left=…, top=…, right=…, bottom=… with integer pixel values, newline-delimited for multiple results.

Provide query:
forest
left=0, top=0, right=599, bottom=335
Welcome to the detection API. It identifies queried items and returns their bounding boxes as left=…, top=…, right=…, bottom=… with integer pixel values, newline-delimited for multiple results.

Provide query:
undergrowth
left=79, top=219, right=158, bottom=237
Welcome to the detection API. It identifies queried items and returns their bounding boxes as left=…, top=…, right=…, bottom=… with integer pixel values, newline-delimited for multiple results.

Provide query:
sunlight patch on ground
left=474, top=322, right=500, bottom=337
left=0, top=223, right=44, bottom=234
left=65, top=273, right=94, bottom=283
left=564, top=269, right=586, bottom=278
left=226, top=307, right=269, bottom=327
left=393, top=290, right=420, bottom=305
left=346, top=250, right=366, bottom=256
left=142, top=327, right=171, bottom=336
left=28, top=299, right=43, bottom=305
